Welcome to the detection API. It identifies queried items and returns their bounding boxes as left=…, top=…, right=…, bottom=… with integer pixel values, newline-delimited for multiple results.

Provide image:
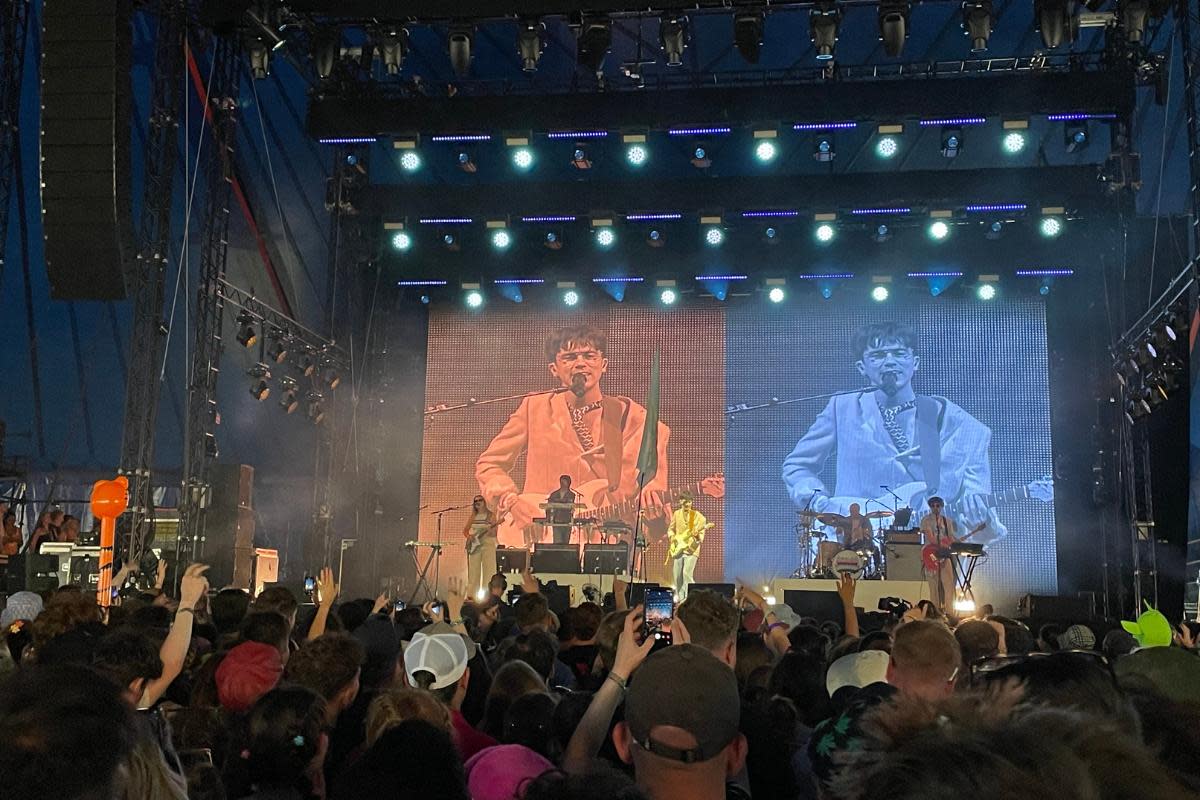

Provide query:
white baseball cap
left=825, top=649, right=890, bottom=697
left=403, top=623, right=472, bottom=690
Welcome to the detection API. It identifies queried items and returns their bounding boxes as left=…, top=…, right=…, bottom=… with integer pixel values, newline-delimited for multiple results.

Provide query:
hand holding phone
left=303, top=575, right=316, bottom=594
left=394, top=598, right=406, bottom=612
left=642, top=587, right=674, bottom=645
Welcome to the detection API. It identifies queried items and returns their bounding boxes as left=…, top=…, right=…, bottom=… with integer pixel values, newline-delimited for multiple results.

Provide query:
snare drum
left=832, top=549, right=865, bottom=578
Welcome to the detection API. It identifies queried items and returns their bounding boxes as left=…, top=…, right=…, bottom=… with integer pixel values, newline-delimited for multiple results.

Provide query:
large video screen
left=417, top=297, right=1056, bottom=608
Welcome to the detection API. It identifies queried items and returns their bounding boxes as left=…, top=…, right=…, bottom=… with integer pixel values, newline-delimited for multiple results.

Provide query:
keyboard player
left=546, top=475, right=578, bottom=544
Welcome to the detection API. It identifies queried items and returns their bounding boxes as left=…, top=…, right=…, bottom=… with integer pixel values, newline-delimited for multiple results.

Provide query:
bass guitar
left=921, top=520, right=987, bottom=572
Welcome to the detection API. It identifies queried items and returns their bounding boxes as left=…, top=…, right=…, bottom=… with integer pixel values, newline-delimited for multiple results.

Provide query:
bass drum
left=832, top=549, right=865, bottom=579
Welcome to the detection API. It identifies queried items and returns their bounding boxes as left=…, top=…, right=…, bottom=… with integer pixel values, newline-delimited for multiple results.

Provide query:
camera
left=878, top=596, right=912, bottom=617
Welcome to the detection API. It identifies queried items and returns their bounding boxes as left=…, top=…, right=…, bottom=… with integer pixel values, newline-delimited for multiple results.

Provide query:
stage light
left=563, top=289, right=580, bottom=306
left=879, top=0, right=912, bottom=58
left=279, top=377, right=299, bottom=414
left=491, top=229, right=512, bottom=250
left=517, top=18, right=544, bottom=72
left=953, top=596, right=976, bottom=614
left=660, top=16, right=687, bottom=67
left=734, top=9, right=765, bottom=63
left=399, top=151, right=422, bottom=172
left=571, top=146, right=592, bottom=169
left=457, top=151, right=476, bottom=173
left=595, top=227, right=616, bottom=248
left=754, top=139, right=778, bottom=163
left=379, top=28, right=407, bottom=75
left=307, top=392, right=326, bottom=425
left=660, top=288, right=678, bottom=305
left=1065, top=121, right=1089, bottom=152
left=1122, top=0, right=1150, bottom=44
left=544, top=231, right=563, bottom=251
left=647, top=229, right=665, bottom=248
left=1039, top=282, right=1051, bottom=296
left=876, top=136, right=899, bottom=159
left=962, top=1, right=993, bottom=53
left=420, top=293, right=431, bottom=304
left=626, top=144, right=648, bottom=166
left=928, top=220, right=951, bottom=241
left=475, top=587, right=488, bottom=602
left=247, top=363, right=271, bottom=401
left=874, top=223, right=892, bottom=243
left=821, top=285, right=834, bottom=300
left=297, top=349, right=317, bottom=377
left=768, top=286, right=786, bottom=303
left=810, top=1, right=841, bottom=61
left=704, top=227, right=725, bottom=247
left=941, top=126, right=962, bottom=158
left=576, top=16, right=612, bottom=73
left=448, top=25, right=473, bottom=77
left=977, top=283, right=997, bottom=301
left=871, top=285, right=890, bottom=302
left=465, top=290, right=484, bottom=308
left=1040, top=216, right=1064, bottom=238
left=235, top=311, right=258, bottom=349
left=985, top=220, right=1005, bottom=240
left=764, top=226, right=778, bottom=242
left=1037, top=0, right=1073, bottom=48
left=323, top=362, right=342, bottom=391
left=814, top=136, right=834, bottom=162
left=689, top=145, right=712, bottom=169
left=266, top=331, right=290, bottom=364
left=511, top=147, right=534, bottom=170
left=815, top=223, right=836, bottom=243
left=1002, top=131, right=1026, bottom=154
left=391, top=231, right=412, bottom=252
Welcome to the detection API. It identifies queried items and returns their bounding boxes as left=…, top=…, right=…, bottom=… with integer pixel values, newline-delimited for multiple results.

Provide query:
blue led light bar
left=695, top=275, right=748, bottom=281
left=520, top=215, right=577, bottom=223
left=850, top=207, right=911, bottom=215
left=793, top=122, right=857, bottom=131
left=547, top=130, right=609, bottom=139
left=1047, top=113, right=1117, bottom=121
left=964, top=203, right=1027, bottom=213
left=592, top=276, right=645, bottom=283
left=397, top=280, right=448, bottom=286
left=418, top=217, right=474, bottom=224
left=494, top=278, right=546, bottom=285
left=625, top=213, right=683, bottom=221
left=907, top=272, right=963, bottom=278
left=429, top=134, right=492, bottom=142
left=319, top=137, right=377, bottom=144
left=797, top=273, right=854, bottom=280
left=1016, top=269, right=1076, bottom=276
left=742, top=210, right=800, bottom=218
left=918, top=117, right=986, bottom=127
left=668, top=126, right=732, bottom=136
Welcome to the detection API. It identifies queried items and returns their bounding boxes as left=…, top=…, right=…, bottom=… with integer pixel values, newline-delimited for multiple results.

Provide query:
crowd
left=1, top=561, right=1199, bottom=800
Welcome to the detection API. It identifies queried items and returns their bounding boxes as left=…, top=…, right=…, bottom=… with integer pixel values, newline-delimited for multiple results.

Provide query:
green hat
left=1120, top=603, right=1173, bottom=649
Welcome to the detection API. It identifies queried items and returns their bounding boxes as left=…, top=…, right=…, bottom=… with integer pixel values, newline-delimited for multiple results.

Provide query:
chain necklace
left=570, top=400, right=603, bottom=449
left=879, top=399, right=917, bottom=452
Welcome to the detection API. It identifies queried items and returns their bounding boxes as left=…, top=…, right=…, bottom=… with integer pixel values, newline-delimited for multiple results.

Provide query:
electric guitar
left=921, top=520, right=987, bottom=572
left=871, top=477, right=1054, bottom=520
left=464, top=517, right=503, bottom=556
left=665, top=522, right=715, bottom=564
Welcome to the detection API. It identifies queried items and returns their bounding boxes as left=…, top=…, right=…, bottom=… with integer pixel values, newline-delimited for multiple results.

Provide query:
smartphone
left=643, top=587, right=675, bottom=644
left=303, top=575, right=316, bottom=594
left=431, top=601, right=445, bottom=618
left=393, top=598, right=406, bottom=612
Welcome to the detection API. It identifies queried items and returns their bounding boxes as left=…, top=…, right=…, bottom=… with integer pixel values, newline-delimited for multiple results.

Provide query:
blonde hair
left=365, top=688, right=453, bottom=746
left=120, top=736, right=189, bottom=800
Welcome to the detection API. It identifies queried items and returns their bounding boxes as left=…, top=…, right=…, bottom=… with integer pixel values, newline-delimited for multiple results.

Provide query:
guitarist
left=919, top=496, right=958, bottom=612
left=463, top=495, right=500, bottom=595
left=665, top=491, right=710, bottom=603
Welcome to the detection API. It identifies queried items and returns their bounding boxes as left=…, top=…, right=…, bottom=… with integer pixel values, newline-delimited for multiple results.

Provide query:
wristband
left=766, top=621, right=788, bottom=633
left=177, top=608, right=194, bottom=616
left=451, top=618, right=465, bottom=626
left=607, top=671, right=628, bottom=691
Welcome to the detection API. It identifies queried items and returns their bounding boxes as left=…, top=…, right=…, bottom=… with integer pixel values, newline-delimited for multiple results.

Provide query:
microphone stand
left=425, top=387, right=569, bottom=419
left=725, top=386, right=876, bottom=419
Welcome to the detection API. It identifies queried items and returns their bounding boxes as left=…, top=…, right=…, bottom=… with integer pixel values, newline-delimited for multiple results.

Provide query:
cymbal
left=817, top=513, right=849, bottom=526
left=864, top=510, right=894, bottom=519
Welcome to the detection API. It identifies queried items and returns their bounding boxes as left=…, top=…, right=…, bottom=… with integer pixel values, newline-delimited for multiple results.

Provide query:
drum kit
left=792, top=508, right=902, bottom=580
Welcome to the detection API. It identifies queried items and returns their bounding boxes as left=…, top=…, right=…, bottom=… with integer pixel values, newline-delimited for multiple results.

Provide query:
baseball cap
left=1058, top=624, right=1097, bottom=651
left=625, top=644, right=740, bottom=764
left=825, top=650, right=890, bottom=697
left=1, top=592, right=44, bottom=629
left=403, top=622, right=474, bottom=690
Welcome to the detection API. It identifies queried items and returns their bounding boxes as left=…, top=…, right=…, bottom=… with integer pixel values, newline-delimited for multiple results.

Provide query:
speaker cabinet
left=884, top=542, right=926, bottom=581
left=531, top=544, right=580, bottom=574
left=205, top=464, right=255, bottom=590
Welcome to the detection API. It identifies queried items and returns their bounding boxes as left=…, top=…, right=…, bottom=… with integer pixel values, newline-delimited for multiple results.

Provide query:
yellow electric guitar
left=665, top=521, right=715, bottom=564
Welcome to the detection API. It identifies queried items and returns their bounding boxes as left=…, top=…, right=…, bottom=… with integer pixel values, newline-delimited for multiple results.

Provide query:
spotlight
left=544, top=231, right=563, bottom=250
left=511, top=147, right=534, bottom=170
left=879, top=0, right=912, bottom=58
left=563, top=289, right=580, bottom=306
left=874, top=223, right=892, bottom=243
left=985, top=220, right=1005, bottom=240
left=763, top=226, right=779, bottom=243
left=754, top=139, right=778, bottom=163
left=457, top=151, right=476, bottom=173
left=660, top=16, right=687, bottom=67
left=647, top=229, right=665, bottom=248
left=768, top=286, right=786, bottom=303
left=813, top=136, right=835, bottom=162
left=247, top=363, right=271, bottom=401
left=448, top=25, right=473, bottom=77
left=465, top=289, right=484, bottom=308
left=266, top=332, right=290, bottom=364
left=977, top=283, right=997, bottom=301
left=961, top=1, right=993, bottom=53
left=420, top=294, right=430, bottom=304
left=928, top=220, right=951, bottom=241
left=1039, top=282, right=1051, bottom=296
left=322, top=362, right=342, bottom=391
left=1036, top=0, right=1074, bottom=48
left=876, top=136, right=899, bottom=159
left=1065, top=121, right=1089, bottom=153
left=1121, top=0, right=1150, bottom=44
left=810, top=1, right=842, bottom=61
left=941, top=126, right=962, bottom=158
left=442, top=233, right=459, bottom=251
left=821, top=285, right=834, bottom=300
left=306, top=392, right=326, bottom=425
left=625, top=144, right=648, bottom=167
left=279, top=377, right=299, bottom=414
left=733, top=10, right=765, bottom=64
left=690, top=146, right=711, bottom=169
left=704, top=227, right=725, bottom=247
left=595, top=227, right=616, bottom=248
left=491, top=229, right=512, bottom=250
left=871, top=285, right=890, bottom=302
left=571, top=146, right=592, bottom=170
left=297, top=349, right=317, bottom=377
left=815, top=223, right=836, bottom=243
left=399, top=151, right=422, bottom=172
left=378, top=28, right=407, bottom=75
left=1002, top=131, right=1027, bottom=154
left=235, top=311, right=258, bottom=348
left=391, top=231, right=412, bottom=252
left=1040, top=216, right=1064, bottom=238
left=660, top=287, right=678, bottom=305
left=517, top=18, right=544, bottom=73
left=576, top=16, right=612, bottom=73
left=953, top=596, right=976, bottom=614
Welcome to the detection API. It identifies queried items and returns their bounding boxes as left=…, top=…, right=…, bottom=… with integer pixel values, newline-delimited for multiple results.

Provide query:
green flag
left=636, top=349, right=661, bottom=489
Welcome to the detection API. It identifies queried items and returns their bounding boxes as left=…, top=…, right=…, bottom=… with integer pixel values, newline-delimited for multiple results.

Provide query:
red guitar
left=921, top=520, right=987, bottom=572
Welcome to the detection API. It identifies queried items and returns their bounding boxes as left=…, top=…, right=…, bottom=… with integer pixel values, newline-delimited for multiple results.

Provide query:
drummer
left=819, top=503, right=874, bottom=547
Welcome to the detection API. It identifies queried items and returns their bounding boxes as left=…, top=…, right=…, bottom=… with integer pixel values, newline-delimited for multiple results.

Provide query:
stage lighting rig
left=879, top=0, right=912, bottom=58
left=448, top=25, right=473, bottom=77
left=1036, top=0, right=1076, bottom=49
left=279, top=377, right=300, bottom=414
left=941, top=126, right=962, bottom=158
left=1064, top=120, right=1089, bottom=153
left=734, top=10, right=765, bottom=64
left=247, top=363, right=272, bottom=401
left=266, top=330, right=290, bottom=364
left=961, top=1, right=993, bottom=53
left=457, top=151, right=477, bottom=173
left=813, top=136, right=835, bottom=162
left=518, top=18, right=544, bottom=73
left=377, top=27, right=407, bottom=75
left=236, top=311, right=259, bottom=349
left=575, top=16, right=612, bottom=73
left=307, top=392, right=327, bottom=425
left=660, top=16, right=688, bottom=67
left=572, top=146, right=592, bottom=170
left=810, top=1, right=841, bottom=62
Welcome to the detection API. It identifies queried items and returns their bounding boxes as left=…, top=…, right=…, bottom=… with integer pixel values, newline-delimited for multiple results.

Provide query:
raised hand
left=316, top=566, right=338, bottom=607
left=372, top=591, right=389, bottom=615
left=179, top=563, right=210, bottom=610
left=836, top=573, right=856, bottom=605
left=612, top=605, right=655, bottom=680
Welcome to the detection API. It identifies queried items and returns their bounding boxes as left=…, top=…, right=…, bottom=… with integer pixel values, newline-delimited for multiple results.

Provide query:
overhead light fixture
left=660, top=16, right=687, bottom=67
left=448, top=24, right=473, bottom=77
left=543, top=230, right=563, bottom=250
left=810, top=1, right=842, bottom=61
left=594, top=226, right=616, bottom=248
left=873, top=223, right=892, bottom=243
left=815, top=222, right=836, bottom=244
left=690, top=145, right=712, bottom=169
left=1064, top=120, right=1089, bottom=152
left=977, top=282, right=997, bottom=301
left=1121, top=0, right=1150, bottom=44
left=235, top=311, right=258, bottom=349
left=871, top=285, right=890, bottom=302
left=464, top=287, right=484, bottom=308
left=878, top=0, right=912, bottom=58
left=876, top=137, right=899, bottom=159
left=985, top=220, right=1006, bottom=240
left=559, top=282, right=581, bottom=307
left=394, top=137, right=421, bottom=173
left=297, top=348, right=317, bottom=377
left=247, top=363, right=272, bottom=401
left=306, top=391, right=326, bottom=425
left=576, top=16, right=612, bottom=73
left=571, top=146, right=592, bottom=170
left=1040, top=216, right=1064, bottom=238
left=378, top=28, right=407, bottom=75
left=623, top=133, right=649, bottom=167
left=490, top=229, right=512, bottom=250
left=813, top=135, right=835, bottom=162
left=517, top=18, right=544, bottom=72
left=1036, top=0, right=1075, bottom=49
left=279, top=376, right=299, bottom=414
left=767, top=285, right=786, bottom=303
left=753, top=129, right=778, bottom=163
left=763, top=226, right=780, bottom=244
left=1002, top=118, right=1029, bottom=154
left=457, top=150, right=476, bottom=173
left=928, top=213, right=952, bottom=241
left=646, top=228, right=666, bottom=247
left=266, top=330, right=290, bottom=364
left=734, top=10, right=765, bottom=64
left=941, top=126, right=962, bottom=158
left=961, top=1, right=993, bottom=53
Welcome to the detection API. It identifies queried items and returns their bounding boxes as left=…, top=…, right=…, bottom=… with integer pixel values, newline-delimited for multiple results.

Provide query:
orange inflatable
left=90, top=476, right=129, bottom=607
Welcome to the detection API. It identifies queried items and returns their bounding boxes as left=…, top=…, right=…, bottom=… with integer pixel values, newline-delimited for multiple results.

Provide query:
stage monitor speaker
left=582, top=543, right=628, bottom=575
left=69, top=554, right=101, bottom=592
left=687, top=582, right=736, bottom=600
left=1018, top=594, right=1095, bottom=621
left=884, top=543, right=925, bottom=582
left=532, top=544, right=580, bottom=574
left=783, top=589, right=847, bottom=626
left=205, top=464, right=255, bottom=590
left=496, top=547, right=530, bottom=574
left=40, top=0, right=135, bottom=300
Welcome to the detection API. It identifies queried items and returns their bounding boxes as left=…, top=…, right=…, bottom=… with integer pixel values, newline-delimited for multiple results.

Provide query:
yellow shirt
left=668, top=507, right=708, bottom=557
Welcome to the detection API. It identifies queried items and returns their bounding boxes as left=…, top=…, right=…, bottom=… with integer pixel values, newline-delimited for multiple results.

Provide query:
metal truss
left=177, top=34, right=241, bottom=565
left=216, top=278, right=347, bottom=367
left=118, top=0, right=185, bottom=568
left=0, top=0, right=29, bottom=290
left=1180, top=0, right=1200, bottom=256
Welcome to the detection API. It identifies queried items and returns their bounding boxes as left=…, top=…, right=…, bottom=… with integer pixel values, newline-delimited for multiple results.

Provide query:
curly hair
left=31, top=592, right=102, bottom=649
left=284, top=633, right=365, bottom=702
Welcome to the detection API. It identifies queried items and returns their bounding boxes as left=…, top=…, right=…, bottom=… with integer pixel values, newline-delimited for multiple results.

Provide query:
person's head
left=596, top=609, right=632, bottom=671
left=567, top=601, right=603, bottom=644
left=215, top=641, right=284, bottom=712
left=483, top=659, right=547, bottom=738
left=499, top=629, right=559, bottom=683
left=2, top=510, right=15, bottom=528
left=677, top=490, right=694, bottom=511
left=849, top=502, right=861, bottom=516
left=403, top=622, right=476, bottom=709
left=238, top=611, right=291, bottom=665
left=58, top=515, right=80, bottom=541
left=91, top=629, right=164, bottom=706
left=990, top=615, right=1035, bottom=656
left=210, top=588, right=251, bottom=636
left=927, top=496, right=945, bottom=516
left=251, top=586, right=299, bottom=632
left=31, top=591, right=102, bottom=650
left=515, top=591, right=552, bottom=632
left=228, top=686, right=327, bottom=797
left=465, top=744, right=555, bottom=800
left=676, top=590, right=739, bottom=666
left=503, top=691, right=558, bottom=758
left=956, top=619, right=1001, bottom=666
left=34, top=510, right=51, bottom=530
left=522, top=765, right=646, bottom=800
left=353, top=613, right=403, bottom=690
left=1102, top=628, right=1138, bottom=659
left=365, top=687, right=453, bottom=746
left=559, top=475, right=572, bottom=490
left=336, top=720, right=469, bottom=800
left=0, top=664, right=137, bottom=800
left=336, top=598, right=375, bottom=633
left=734, top=632, right=774, bottom=692
left=786, top=624, right=831, bottom=662
left=1037, top=622, right=1064, bottom=652
left=285, top=633, right=365, bottom=722
left=546, top=324, right=608, bottom=395
left=976, top=651, right=1135, bottom=727
left=49, top=508, right=65, bottom=526
left=852, top=321, right=919, bottom=395
left=0, top=590, right=44, bottom=629
left=614, top=645, right=746, bottom=794
left=888, top=619, right=961, bottom=700
left=488, top=573, right=508, bottom=598
left=473, top=494, right=487, bottom=513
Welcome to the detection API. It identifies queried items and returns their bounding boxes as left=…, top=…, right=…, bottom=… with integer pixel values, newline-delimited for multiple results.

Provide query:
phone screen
left=643, top=587, right=674, bottom=643
left=431, top=602, right=444, bottom=618
left=394, top=599, right=406, bottom=612
left=303, top=575, right=316, bottom=593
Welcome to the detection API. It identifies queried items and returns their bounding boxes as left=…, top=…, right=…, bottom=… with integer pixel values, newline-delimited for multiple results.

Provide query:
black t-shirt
left=558, top=643, right=599, bottom=682
left=547, top=488, right=577, bottom=524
